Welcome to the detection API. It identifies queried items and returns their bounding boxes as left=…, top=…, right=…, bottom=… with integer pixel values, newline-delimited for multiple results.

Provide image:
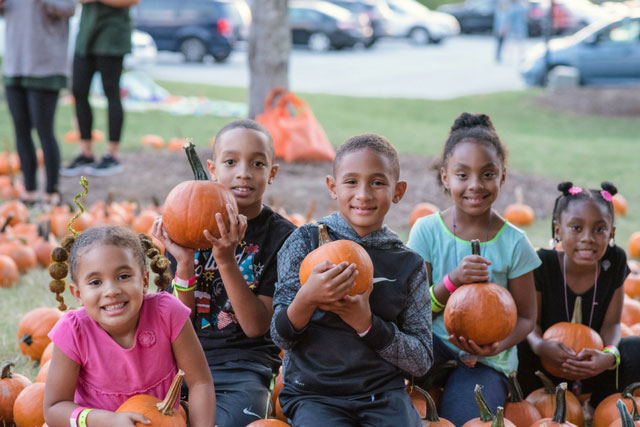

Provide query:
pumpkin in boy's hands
left=444, top=240, right=517, bottom=346
left=116, top=370, right=187, bottom=427
left=299, top=224, right=373, bottom=296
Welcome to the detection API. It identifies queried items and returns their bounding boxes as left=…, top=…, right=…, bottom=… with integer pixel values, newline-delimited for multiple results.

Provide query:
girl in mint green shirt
left=407, top=112, right=540, bottom=426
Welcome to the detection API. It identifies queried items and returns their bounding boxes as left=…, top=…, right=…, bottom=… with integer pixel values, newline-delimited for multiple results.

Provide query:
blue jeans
left=417, top=335, right=508, bottom=426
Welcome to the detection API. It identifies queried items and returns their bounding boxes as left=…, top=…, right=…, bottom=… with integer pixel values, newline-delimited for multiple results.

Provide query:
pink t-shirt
left=49, top=292, right=191, bottom=411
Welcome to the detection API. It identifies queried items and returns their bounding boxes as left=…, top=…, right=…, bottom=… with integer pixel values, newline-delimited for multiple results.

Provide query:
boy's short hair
left=213, top=119, right=275, bottom=161
left=333, top=134, right=400, bottom=180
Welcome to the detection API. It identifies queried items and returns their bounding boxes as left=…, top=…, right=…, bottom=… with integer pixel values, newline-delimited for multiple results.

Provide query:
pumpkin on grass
left=410, top=202, right=439, bottom=227
left=593, top=382, right=640, bottom=427
left=504, top=372, right=542, bottom=427
left=540, top=295, right=604, bottom=380
left=0, top=362, right=32, bottom=425
left=525, top=371, right=584, bottom=427
left=162, top=140, right=236, bottom=249
left=116, top=370, right=187, bottom=427
left=35, top=360, right=50, bottom=383
left=17, top=307, right=62, bottom=361
left=624, top=273, right=640, bottom=301
left=629, top=233, right=640, bottom=260
left=408, top=385, right=455, bottom=427
left=612, top=194, right=628, bottom=217
left=299, top=224, right=373, bottom=296
left=444, top=240, right=517, bottom=345
left=0, top=254, right=19, bottom=288
left=462, top=384, right=516, bottom=427
left=504, top=187, right=535, bottom=227
left=622, top=297, right=640, bottom=326
left=40, top=342, right=54, bottom=367
left=609, top=398, right=640, bottom=427
left=13, top=382, right=45, bottom=427
left=530, top=383, right=577, bottom=427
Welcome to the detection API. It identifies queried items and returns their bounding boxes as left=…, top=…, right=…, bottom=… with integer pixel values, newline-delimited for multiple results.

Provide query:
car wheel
left=307, top=32, right=331, bottom=52
left=213, top=53, right=230, bottom=63
left=180, top=37, right=207, bottom=63
left=409, top=27, right=430, bottom=45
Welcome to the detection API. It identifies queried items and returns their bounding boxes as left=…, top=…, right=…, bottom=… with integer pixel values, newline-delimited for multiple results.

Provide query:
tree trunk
left=248, top=0, right=291, bottom=118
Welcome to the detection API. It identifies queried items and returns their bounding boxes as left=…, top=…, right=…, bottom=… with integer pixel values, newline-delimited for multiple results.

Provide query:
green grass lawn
left=1, top=83, right=639, bottom=380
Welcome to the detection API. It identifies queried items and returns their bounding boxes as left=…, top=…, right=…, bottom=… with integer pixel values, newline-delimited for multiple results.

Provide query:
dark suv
left=131, top=0, right=237, bottom=63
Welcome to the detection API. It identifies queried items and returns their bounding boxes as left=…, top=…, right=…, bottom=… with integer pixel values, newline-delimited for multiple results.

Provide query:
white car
left=385, top=0, right=460, bottom=44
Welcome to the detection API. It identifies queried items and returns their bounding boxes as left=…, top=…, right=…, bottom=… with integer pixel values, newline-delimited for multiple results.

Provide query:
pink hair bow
left=600, top=190, right=613, bottom=202
left=568, top=186, right=582, bottom=195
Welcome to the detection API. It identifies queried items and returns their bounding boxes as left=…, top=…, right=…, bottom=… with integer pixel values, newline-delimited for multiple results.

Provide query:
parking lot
left=138, top=35, right=541, bottom=99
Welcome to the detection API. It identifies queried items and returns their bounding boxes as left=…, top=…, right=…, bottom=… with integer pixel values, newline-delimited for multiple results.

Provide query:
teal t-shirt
left=407, top=211, right=541, bottom=376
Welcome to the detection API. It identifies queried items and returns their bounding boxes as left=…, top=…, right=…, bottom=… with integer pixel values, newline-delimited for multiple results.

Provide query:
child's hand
left=112, top=411, right=151, bottom=426
left=561, top=348, right=615, bottom=380
left=449, top=335, right=501, bottom=357
left=298, top=261, right=358, bottom=308
left=151, top=216, right=195, bottom=264
left=203, top=203, right=247, bottom=266
left=318, top=285, right=373, bottom=333
left=450, top=255, right=492, bottom=286
left=536, top=339, right=577, bottom=371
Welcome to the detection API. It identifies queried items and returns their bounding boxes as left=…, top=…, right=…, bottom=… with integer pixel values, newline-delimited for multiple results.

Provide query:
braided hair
left=49, top=226, right=172, bottom=311
left=550, top=181, right=618, bottom=242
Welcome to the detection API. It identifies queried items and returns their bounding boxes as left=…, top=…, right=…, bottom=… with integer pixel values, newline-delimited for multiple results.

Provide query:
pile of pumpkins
left=141, top=135, right=216, bottom=151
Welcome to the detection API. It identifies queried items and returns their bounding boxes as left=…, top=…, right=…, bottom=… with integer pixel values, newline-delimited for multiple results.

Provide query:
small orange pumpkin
left=410, top=202, right=439, bottom=228
left=142, top=134, right=165, bottom=149
left=624, top=273, right=640, bottom=301
left=116, top=370, right=187, bottom=426
left=0, top=201, right=28, bottom=226
left=299, top=224, right=373, bottom=296
left=40, top=342, right=55, bottom=367
left=133, top=209, right=160, bottom=234
left=525, top=371, right=584, bottom=426
left=612, top=194, right=627, bottom=217
left=13, top=382, right=45, bottom=427
left=246, top=420, right=290, bottom=426
left=444, top=240, right=517, bottom=345
left=409, top=385, right=455, bottom=426
left=608, top=397, right=640, bottom=427
left=593, top=383, right=640, bottom=427
left=270, top=368, right=286, bottom=421
left=0, top=255, right=19, bottom=288
left=17, top=307, right=62, bottom=361
left=35, top=360, right=50, bottom=383
left=504, top=187, right=535, bottom=227
left=462, top=385, right=517, bottom=427
left=0, top=240, right=37, bottom=272
left=529, top=383, right=577, bottom=427
left=629, top=232, right=640, bottom=259
left=0, top=362, right=32, bottom=425
left=622, top=297, right=640, bottom=326
left=504, top=372, right=542, bottom=427
left=167, top=138, right=186, bottom=151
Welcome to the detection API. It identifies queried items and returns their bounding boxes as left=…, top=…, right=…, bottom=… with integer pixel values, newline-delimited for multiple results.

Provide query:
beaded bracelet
left=603, top=345, right=621, bottom=369
left=430, top=285, right=445, bottom=313
left=443, top=274, right=458, bottom=294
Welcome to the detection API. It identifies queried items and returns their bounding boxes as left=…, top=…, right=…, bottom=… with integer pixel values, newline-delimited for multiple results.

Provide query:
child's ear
left=142, top=271, right=149, bottom=294
left=207, top=159, right=218, bottom=182
left=326, top=175, right=338, bottom=200
left=440, top=167, right=449, bottom=191
left=553, top=220, right=561, bottom=240
left=500, top=167, right=507, bottom=187
left=392, top=180, right=407, bottom=204
left=268, top=164, right=279, bottom=185
left=69, top=283, right=83, bottom=305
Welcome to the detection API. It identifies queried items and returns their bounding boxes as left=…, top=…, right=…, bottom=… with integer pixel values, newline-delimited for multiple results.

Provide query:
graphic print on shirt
left=194, top=242, right=262, bottom=331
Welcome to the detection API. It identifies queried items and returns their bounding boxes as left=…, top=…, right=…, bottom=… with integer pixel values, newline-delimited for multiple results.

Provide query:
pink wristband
left=70, top=406, right=88, bottom=427
left=443, top=274, right=458, bottom=294
left=174, top=274, right=196, bottom=288
left=357, top=324, right=372, bottom=338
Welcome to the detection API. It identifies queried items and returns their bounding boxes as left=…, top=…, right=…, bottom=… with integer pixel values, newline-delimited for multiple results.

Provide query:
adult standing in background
left=1, top=0, right=75, bottom=206
left=493, top=0, right=509, bottom=62
left=60, top=0, right=138, bottom=177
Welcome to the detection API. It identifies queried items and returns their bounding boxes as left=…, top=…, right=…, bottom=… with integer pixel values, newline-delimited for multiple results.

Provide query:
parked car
left=289, top=1, right=374, bottom=51
left=321, top=0, right=394, bottom=47
left=521, top=13, right=640, bottom=86
left=386, top=0, right=460, bottom=44
left=131, top=0, right=238, bottom=63
left=550, top=0, right=603, bottom=34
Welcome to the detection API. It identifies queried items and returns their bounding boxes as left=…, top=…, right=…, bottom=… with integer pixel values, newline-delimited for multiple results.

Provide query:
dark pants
left=5, top=85, right=60, bottom=194
left=72, top=54, right=124, bottom=142
left=517, top=336, right=640, bottom=407
left=416, top=335, right=509, bottom=426
left=280, top=387, right=422, bottom=427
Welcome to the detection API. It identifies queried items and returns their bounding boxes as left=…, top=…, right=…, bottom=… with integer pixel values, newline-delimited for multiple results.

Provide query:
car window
left=134, top=0, right=177, bottom=20
left=181, top=0, right=217, bottom=20
left=599, top=19, right=640, bottom=43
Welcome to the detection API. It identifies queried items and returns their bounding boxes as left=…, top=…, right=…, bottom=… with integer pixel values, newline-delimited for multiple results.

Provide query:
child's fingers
left=215, top=212, right=230, bottom=238
left=126, top=412, right=150, bottom=425
left=202, top=229, right=219, bottom=246
left=238, top=214, right=248, bottom=239
left=312, top=260, right=338, bottom=276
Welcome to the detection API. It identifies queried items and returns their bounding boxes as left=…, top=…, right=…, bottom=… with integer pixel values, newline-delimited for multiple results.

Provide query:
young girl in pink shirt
left=43, top=226, right=215, bottom=427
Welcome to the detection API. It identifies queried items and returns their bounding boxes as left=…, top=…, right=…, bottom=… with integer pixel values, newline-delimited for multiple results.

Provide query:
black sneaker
left=60, top=154, right=95, bottom=176
left=85, top=154, right=124, bottom=176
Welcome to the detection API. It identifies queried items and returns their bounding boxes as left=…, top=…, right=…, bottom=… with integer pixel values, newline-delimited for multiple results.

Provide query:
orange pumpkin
left=505, top=372, right=542, bottom=427
left=541, top=296, right=604, bottom=380
left=410, top=202, right=439, bottom=228
left=504, top=187, right=535, bottom=227
left=0, top=255, right=19, bottom=288
left=462, top=385, right=516, bottom=427
left=17, top=307, right=62, bottom=361
left=133, top=209, right=160, bottom=234
left=40, top=342, right=54, bottom=367
left=526, top=371, right=584, bottom=426
left=0, top=240, right=37, bottom=272
left=13, top=382, right=45, bottom=427
left=629, top=232, right=640, bottom=259
left=271, top=368, right=286, bottom=421
left=624, top=273, right=640, bottom=301
left=117, top=370, right=187, bottom=427
left=631, top=323, right=640, bottom=336
left=167, top=138, right=186, bottom=151
left=299, top=224, right=373, bottom=296
left=35, top=360, right=50, bottom=383
left=612, top=194, right=627, bottom=217
left=162, top=142, right=236, bottom=249
left=408, top=385, right=455, bottom=427
left=622, top=297, right=640, bottom=326
left=621, top=323, right=634, bottom=337
left=444, top=240, right=517, bottom=345
left=0, top=201, right=28, bottom=226
left=142, top=134, right=165, bottom=149
left=593, top=383, right=640, bottom=427
left=530, top=383, right=577, bottom=427
left=0, top=362, right=32, bottom=425
left=608, top=398, right=640, bottom=427
left=246, top=420, right=290, bottom=426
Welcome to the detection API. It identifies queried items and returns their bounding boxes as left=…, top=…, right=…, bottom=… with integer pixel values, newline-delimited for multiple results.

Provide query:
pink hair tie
left=568, top=186, right=583, bottom=195
left=601, top=190, right=613, bottom=202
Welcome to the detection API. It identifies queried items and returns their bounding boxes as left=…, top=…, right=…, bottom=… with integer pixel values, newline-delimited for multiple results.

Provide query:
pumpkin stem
left=617, top=399, right=635, bottom=427
left=306, top=199, right=317, bottom=224
left=507, top=371, right=525, bottom=403
left=156, top=369, right=185, bottom=415
left=471, top=239, right=481, bottom=256
left=551, top=382, right=568, bottom=423
left=1, top=214, right=14, bottom=232
left=184, top=139, right=209, bottom=181
left=534, top=370, right=556, bottom=395
left=492, top=407, right=507, bottom=427
left=474, top=384, right=495, bottom=422
left=411, top=385, right=441, bottom=422
left=621, top=382, right=640, bottom=421
left=570, top=296, right=583, bottom=324
left=515, top=186, right=524, bottom=205
left=1, top=362, right=14, bottom=379
left=318, top=224, right=331, bottom=246
left=20, top=334, right=33, bottom=346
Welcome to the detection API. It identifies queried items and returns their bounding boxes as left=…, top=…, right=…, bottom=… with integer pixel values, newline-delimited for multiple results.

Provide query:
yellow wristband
left=430, top=285, right=445, bottom=313
left=78, top=408, right=94, bottom=427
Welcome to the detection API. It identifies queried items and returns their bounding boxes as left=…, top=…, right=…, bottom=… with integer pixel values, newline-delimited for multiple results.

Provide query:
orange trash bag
left=256, top=88, right=335, bottom=163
